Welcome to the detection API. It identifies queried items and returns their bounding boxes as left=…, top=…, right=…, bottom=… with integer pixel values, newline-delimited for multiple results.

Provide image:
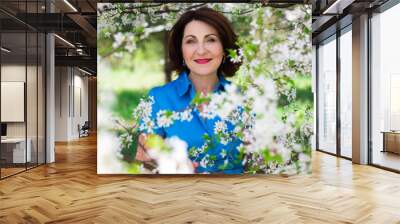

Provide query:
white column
left=46, top=33, right=55, bottom=163
left=45, top=0, right=55, bottom=163
left=352, top=14, right=369, bottom=164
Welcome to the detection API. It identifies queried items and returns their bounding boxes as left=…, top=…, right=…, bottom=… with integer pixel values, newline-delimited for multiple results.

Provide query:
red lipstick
left=194, top=59, right=212, bottom=64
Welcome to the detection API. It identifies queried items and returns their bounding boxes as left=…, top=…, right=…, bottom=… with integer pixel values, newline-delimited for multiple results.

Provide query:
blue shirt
left=142, top=70, right=243, bottom=174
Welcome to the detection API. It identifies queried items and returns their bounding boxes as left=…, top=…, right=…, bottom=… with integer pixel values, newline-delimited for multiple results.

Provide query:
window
left=339, top=27, right=352, bottom=158
left=317, top=35, right=337, bottom=154
left=371, top=2, right=400, bottom=171
left=0, top=1, right=47, bottom=179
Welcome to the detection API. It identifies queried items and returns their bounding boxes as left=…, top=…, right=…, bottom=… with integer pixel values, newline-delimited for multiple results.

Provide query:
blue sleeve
left=138, top=88, right=166, bottom=137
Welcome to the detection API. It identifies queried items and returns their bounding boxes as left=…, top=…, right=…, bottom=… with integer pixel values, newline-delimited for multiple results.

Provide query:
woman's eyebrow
left=183, top=35, right=196, bottom=39
left=205, top=34, right=218, bottom=38
left=183, top=33, right=218, bottom=39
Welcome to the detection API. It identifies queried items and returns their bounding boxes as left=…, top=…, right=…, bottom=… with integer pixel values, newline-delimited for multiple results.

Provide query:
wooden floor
left=1, top=135, right=400, bottom=223
left=0, top=167, right=26, bottom=178
left=372, top=150, right=400, bottom=171
left=1, top=163, right=45, bottom=178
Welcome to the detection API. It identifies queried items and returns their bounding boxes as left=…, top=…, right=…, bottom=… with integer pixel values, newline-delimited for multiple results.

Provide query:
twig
left=99, top=3, right=165, bottom=13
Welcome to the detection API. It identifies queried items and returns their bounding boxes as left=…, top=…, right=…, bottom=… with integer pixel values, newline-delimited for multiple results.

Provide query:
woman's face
left=182, top=20, right=224, bottom=77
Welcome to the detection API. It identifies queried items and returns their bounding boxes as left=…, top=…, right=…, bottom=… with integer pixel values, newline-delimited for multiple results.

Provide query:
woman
left=136, top=7, right=243, bottom=174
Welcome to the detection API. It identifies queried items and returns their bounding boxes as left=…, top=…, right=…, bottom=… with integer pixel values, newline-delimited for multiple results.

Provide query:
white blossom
left=126, top=44, right=136, bottom=53
left=220, top=149, right=227, bottom=158
left=299, top=153, right=310, bottom=163
left=112, top=32, right=125, bottom=48
left=220, top=136, right=230, bottom=146
left=139, top=119, right=155, bottom=133
left=249, top=59, right=260, bottom=68
left=156, top=110, right=174, bottom=128
left=180, top=109, right=193, bottom=122
left=199, top=104, right=217, bottom=119
left=214, top=120, right=227, bottom=134
left=147, top=136, right=194, bottom=174
left=230, top=48, right=243, bottom=63
left=200, top=154, right=215, bottom=168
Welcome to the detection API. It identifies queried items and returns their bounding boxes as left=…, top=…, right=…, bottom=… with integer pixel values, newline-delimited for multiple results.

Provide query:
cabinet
left=382, top=132, right=400, bottom=154
left=0, top=138, right=32, bottom=164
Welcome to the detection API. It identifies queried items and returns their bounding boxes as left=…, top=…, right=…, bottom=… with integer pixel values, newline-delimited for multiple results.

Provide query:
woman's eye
left=207, top=38, right=216, bottom=42
left=186, top=39, right=195, bottom=44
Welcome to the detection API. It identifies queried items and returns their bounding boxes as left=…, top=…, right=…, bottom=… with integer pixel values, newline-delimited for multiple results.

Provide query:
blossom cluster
left=134, top=96, right=154, bottom=133
left=146, top=135, right=194, bottom=174
left=156, top=109, right=193, bottom=128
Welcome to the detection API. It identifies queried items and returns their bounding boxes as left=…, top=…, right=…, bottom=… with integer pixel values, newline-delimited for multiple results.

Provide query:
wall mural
left=97, top=3, right=312, bottom=175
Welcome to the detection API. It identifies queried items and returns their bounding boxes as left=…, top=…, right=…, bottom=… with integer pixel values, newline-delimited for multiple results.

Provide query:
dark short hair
left=168, top=7, right=242, bottom=77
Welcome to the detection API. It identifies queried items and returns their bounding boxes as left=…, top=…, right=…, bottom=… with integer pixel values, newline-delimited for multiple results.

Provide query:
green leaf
left=218, top=164, right=227, bottom=170
left=303, top=25, right=311, bottom=35
left=190, top=92, right=210, bottom=105
left=146, top=134, right=168, bottom=152
left=165, top=110, right=173, bottom=117
left=288, top=59, right=296, bottom=68
left=203, top=133, right=210, bottom=141
left=227, top=49, right=238, bottom=58
left=126, top=162, right=141, bottom=174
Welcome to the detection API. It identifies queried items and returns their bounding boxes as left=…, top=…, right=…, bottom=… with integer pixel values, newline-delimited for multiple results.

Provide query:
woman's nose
left=196, top=43, right=207, bottom=55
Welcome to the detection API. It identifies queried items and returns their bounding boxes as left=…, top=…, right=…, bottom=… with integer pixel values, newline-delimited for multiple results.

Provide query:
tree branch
left=121, top=3, right=208, bottom=15
left=99, top=3, right=165, bottom=13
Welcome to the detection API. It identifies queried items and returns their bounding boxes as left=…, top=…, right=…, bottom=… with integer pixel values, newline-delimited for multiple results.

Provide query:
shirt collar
left=176, top=70, right=231, bottom=97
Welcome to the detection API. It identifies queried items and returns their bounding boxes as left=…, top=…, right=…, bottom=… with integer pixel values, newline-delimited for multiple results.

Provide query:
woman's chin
left=190, top=69, right=218, bottom=77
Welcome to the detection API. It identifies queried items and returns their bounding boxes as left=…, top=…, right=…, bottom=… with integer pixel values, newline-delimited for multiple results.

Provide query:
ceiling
left=0, top=0, right=97, bottom=75
left=311, top=0, right=390, bottom=44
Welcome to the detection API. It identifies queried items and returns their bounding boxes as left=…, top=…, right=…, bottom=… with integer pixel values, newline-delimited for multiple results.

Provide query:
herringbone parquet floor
left=1, top=134, right=400, bottom=223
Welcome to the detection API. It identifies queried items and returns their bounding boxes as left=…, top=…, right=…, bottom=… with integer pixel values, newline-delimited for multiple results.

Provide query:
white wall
left=1, top=65, right=25, bottom=132
left=1, top=65, right=35, bottom=138
left=1, top=63, right=46, bottom=164
left=55, top=66, right=69, bottom=141
left=1, top=82, right=25, bottom=122
left=55, top=66, right=89, bottom=141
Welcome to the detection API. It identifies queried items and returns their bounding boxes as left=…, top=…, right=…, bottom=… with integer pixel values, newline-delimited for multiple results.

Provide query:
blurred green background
left=100, top=35, right=165, bottom=121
